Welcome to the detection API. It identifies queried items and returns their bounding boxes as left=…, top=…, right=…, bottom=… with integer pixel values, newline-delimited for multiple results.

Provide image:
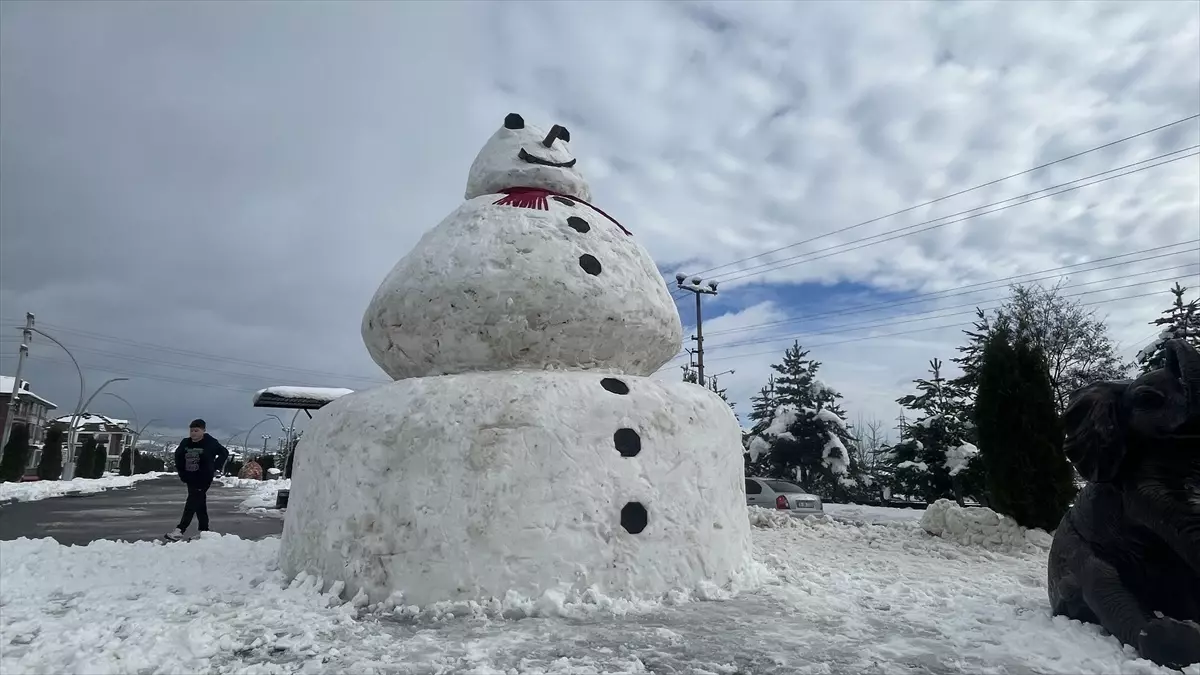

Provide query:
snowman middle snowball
left=361, top=114, right=683, bottom=381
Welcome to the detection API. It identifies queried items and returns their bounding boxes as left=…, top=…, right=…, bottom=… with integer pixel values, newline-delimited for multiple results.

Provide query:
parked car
left=745, top=477, right=823, bottom=516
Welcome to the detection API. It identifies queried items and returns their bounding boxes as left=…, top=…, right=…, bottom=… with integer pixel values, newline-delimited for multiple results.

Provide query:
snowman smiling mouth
left=518, top=148, right=576, bottom=168
left=517, top=124, right=576, bottom=168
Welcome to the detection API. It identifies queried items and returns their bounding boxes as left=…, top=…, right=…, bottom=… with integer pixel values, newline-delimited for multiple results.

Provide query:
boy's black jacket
left=175, top=433, right=229, bottom=485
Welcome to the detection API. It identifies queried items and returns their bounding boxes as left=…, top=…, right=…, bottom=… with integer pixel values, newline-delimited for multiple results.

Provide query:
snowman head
left=464, top=113, right=592, bottom=202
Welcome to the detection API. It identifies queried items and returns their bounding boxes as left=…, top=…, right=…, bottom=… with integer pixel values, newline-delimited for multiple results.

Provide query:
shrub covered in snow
left=37, top=427, right=64, bottom=480
left=238, top=460, right=263, bottom=480
left=0, top=423, right=31, bottom=482
left=920, top=498, right=1053, bottom=553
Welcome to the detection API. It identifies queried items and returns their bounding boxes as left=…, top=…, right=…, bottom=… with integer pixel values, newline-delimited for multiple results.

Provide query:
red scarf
left=493, top=187, right=632, bottom=236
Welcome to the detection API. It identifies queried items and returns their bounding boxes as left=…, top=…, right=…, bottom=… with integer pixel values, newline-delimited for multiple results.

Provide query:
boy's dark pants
left=178, top=480, right=211, bottom=532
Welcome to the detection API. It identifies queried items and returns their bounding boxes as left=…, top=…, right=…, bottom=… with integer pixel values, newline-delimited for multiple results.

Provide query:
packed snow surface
left=0, top=472, right=168, bottom=503
left=281, top=370, right=751, bottom=607
left=253, top=386, right=354, bottom=403
left=361, top=193, right=681, bottom=381
left=4, top=506, right=1191, bottom=674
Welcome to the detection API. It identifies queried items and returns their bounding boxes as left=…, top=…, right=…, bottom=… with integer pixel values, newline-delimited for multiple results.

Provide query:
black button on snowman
left=280, top=114, right=752, bottom=608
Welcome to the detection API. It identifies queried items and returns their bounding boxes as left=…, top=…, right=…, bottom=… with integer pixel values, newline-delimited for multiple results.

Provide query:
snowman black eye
left=504, top=113, right=525, bottom=130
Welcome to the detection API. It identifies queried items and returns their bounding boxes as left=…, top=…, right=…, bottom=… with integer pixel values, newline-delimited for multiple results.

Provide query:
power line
left=675, top=113, right=1200, bottom=281
left=700, top=271, right=1194, bottom=353
left=0, top=340, right=383, bottom=387
left=0, top=318, right=390, bottom=385
left=0, top=353, right=265, bottom=395
left=698, top=288, right=1169, bottom=364
left=704, top=242, right=1199, bottom=337
left=677, top=275, right=1188, bottom=363
left=713, top=149, right=1199, bottom=284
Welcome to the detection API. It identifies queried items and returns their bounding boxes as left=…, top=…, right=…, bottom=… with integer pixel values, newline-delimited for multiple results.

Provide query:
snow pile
left=0, top=535, right=368, bottom=674
left=823, top=502, right=927, bottom=525
left=254, top=385, right=355, bottom=404
left=241, top=478, right=290, bottom=509
left=920, top=498, right=1054, bottom=553
left=2, top=506, right=1189, bottom=674
left=0, top=472, right=168, bottom=503
left=944, top=442, right=979, bottom=476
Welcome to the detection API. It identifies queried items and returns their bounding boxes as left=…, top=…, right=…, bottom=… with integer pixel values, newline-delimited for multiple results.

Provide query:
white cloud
left=485, top=0, right=1200, bottom=429
left=1, top=0, right=1197, bottom=439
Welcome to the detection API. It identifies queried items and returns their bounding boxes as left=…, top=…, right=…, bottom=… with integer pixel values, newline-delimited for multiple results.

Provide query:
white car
left=745, top=477, right=823, bottom=516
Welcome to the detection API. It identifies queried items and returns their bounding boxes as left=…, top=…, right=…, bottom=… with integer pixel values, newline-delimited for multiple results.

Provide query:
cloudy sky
left=1, top=0, right=1197, bottom=447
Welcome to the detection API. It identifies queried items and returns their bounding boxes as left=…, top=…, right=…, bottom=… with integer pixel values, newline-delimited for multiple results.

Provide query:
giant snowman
left=280, top=113, right=752, bottom=607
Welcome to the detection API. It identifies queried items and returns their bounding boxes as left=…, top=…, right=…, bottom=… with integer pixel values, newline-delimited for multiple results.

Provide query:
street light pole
left=22, top=322, right=86, bottom=477
left=103, top=392, right=138, bottom=453
left=0, top=313, right=34, bottom=453
left=242, top=418, right=275, bottom=461
left=675, top=274, right=719, bottom=385
left=63, top=377, right=129, bottom=479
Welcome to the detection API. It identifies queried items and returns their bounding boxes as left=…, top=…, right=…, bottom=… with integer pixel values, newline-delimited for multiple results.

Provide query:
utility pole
left=675, top=273, right=719, bottom=385
left=1, top=313, right=34, bottom=452
left=895, top=410, right=908, bottom=439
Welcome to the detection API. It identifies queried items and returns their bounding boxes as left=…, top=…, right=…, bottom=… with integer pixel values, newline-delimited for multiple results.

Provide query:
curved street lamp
left=62, top=377, right=129, bottom=479
left=25, top=325, right=86, bottom=447
left=242, top=418, right=275, bottom=460
left=102, top=392, right=139, bottom=438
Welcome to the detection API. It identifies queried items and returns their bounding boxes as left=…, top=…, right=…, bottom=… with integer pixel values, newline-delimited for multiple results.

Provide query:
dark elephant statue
left=1048, top=338, right=1200, bottom=669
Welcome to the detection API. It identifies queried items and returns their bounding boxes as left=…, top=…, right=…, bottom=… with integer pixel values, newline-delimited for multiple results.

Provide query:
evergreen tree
left=0, top=424, right=31, bottom=482
left=746, top=375, right=778, bottom=435
left=746, top=341, right=860, bottom=499
left=954, top=280, right=1128, bottom=413
left=37, top=427, right=64, bottom=480
left=1136, top=282, right=1199, bottom=374
left=119, top=445, right=136, bottom=477
left=92, top=442, right=109, bottom=478
left=890, top=359, right=982, bottom=505
left=76, top=436, right=98, bottom=479
left=975, top=324, right=1077, bottom=531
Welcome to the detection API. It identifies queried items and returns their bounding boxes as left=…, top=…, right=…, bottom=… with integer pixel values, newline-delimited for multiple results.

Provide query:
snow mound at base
left=747, top=506, right=813, bottom=529
left=920, top=498, right=1053, bottom=553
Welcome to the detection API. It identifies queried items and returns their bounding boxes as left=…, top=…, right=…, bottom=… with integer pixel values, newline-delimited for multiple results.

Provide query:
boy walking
left=166, top=419, right=229, bottom=541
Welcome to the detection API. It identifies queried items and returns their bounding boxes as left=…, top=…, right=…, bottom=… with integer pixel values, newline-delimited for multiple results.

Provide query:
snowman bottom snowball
left=278, top=370, right=753, bottom=606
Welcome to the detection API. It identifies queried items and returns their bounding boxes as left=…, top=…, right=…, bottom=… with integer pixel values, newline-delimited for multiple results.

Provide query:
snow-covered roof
left=0, top=376, right=57, bottom=410
left=51, top=413, right=131, bottom=430
left=253, top=386, right=354, bottom=410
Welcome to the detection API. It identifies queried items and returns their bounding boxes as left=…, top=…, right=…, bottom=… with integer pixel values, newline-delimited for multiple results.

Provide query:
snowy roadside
left=0, top=472, right=170, bottom=504
left=3, top=504, right=1191, bottom=675
left=214, top=477, right=290, bottom=519
left=823, top=501, right=926, bottom=525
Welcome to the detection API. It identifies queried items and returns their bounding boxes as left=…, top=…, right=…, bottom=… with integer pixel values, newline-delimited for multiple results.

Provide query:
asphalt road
left=0, top=477, right=285, bottom=545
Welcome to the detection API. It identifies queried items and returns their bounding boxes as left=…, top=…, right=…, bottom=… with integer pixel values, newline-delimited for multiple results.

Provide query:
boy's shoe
left=164, top=529, right=186, bottom=541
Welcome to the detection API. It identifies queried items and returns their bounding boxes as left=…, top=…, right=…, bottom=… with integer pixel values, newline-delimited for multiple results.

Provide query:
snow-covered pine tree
left=1136, top=282, right=1199, bottom=375
left=746, top=375, right=778, bottom=436
left=890, top=358, right=981, bottom=505
left=746, top=341, right=860, bottom=499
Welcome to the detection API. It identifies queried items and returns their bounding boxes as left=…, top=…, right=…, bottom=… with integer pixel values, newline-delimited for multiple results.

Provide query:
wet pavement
left=0, top=477, right=285, bottom=544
